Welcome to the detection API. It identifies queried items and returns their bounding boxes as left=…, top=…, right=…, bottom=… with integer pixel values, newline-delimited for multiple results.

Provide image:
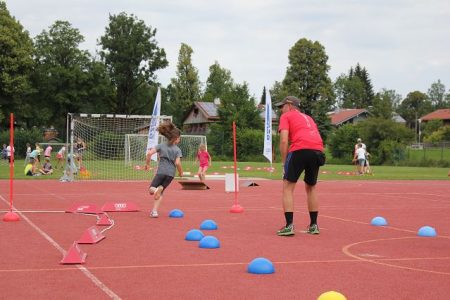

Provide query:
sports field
left=1, top=177, right=449, bottom=299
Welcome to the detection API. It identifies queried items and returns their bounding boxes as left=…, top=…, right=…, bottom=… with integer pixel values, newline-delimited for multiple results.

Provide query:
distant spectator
left=39, top=157, right=53, bottom=175
left=76, top=138, right=86, bottom=169
left=1, top=144, right=7, bottom=161
left=24, top=158, right=37, bottom=176
left=44, top=145, right=53, bottom=159
left=35, top=143, right=43, bottom=165
left=6, top=145, right=14, bottom=165
left=25, top=143, right=32, bottom=165
left=55, top=146, right=66, bottom=169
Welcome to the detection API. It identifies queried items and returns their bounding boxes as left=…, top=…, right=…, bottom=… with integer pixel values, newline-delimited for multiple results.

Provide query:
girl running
left=145, top=122, right=183, bottom=218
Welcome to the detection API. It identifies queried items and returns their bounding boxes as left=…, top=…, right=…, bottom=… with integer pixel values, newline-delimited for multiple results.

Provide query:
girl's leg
left=197, top=167, right=203, bottom=181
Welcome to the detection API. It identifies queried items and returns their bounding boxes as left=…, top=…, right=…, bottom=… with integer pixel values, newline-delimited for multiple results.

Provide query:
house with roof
left=419, top=109, right=450, bottom=126
left=182, top=100, right=277, bottom=135
left=328, top=108, right=369, bottom=127
left=182, top=101, right=220, bottom=134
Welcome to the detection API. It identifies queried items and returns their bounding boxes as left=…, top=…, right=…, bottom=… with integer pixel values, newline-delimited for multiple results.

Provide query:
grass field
left=1, top=159, right=449, bottom=180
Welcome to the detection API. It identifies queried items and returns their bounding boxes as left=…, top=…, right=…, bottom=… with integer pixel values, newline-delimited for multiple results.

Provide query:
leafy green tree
left=202, top=61, right=234, bottom=102
left=208, top=80, right=262, bottom=157
left=397, top=91, right=432, bottom=128
left=32, top=21, right=93, bottom=132
left=99, top=12, right=168, bottom=114
left=421, top=119, right=443, bottom=140
left=371, top=89, right=401, bottom=119
left=166, top=43, right=202, bottom=125
left=353, top=63, right=374, bottom=107
left=357, top=118, right=414, bottom=164
left=424, top=126, right=450, bottom=143
left=282, top=38, right=334, bottom=114
left=0, top=1, right=35, bottom=127
left=334, top=74, right=365, bottom=108
left=427, top=80, right=447, bottom=109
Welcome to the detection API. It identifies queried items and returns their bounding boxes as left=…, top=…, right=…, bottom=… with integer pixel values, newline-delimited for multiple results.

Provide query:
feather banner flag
left=263, top=89, right=272, bottom=163
left=146, top=87, right=161, bottom=161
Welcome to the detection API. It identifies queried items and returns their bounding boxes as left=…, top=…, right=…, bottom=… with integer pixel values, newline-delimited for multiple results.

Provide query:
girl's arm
left=145, top=148, right=157, bottom=169
left=175, top=157, right=183, bottom=177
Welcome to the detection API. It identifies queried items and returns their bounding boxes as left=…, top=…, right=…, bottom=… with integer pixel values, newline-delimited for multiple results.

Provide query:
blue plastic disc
left=198, top=236, right=220, bottom=248
left=185, top=229, right=204, bottom=241
left=200, top=219, right=218, bottom=230
left=247, top=257, right=275, bottom=274
left=417, top=226, right=437, bottom=237
left=371, top=216, right=388, bottom=226
left=169, top=209, right=184, bottom=218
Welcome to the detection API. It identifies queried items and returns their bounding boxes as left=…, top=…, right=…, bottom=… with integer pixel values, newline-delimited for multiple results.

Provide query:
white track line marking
left=0, top=194, right=120, bottom=299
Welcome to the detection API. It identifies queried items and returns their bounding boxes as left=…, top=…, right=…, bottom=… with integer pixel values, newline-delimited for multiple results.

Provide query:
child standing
left=196, top=144, right=211, bottom=181
left=145, top=122, right=183, bottom=218
left=55, top=146, right=66, bottom=169
left=44, top=145, right=53, bottom=160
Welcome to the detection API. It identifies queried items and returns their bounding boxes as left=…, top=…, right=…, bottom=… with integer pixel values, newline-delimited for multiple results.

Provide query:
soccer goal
left=66, top=113, right=171, bottom=181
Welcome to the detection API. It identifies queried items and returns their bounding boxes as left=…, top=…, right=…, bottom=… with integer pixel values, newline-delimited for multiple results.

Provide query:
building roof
left=420, top=109, right=450, bottom=121
left=196, top=102, right=219, bottom=119
left=328, top=109, right=368, bottom=126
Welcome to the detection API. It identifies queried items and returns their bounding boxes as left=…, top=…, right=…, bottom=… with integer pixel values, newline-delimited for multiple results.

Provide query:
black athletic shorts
left=150, top=174, right=174, bottom=194
left=283, top=149, right=324, bottom=186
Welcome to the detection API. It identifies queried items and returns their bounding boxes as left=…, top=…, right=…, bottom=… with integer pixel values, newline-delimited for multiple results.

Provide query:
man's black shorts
left=283, top=149, right=324, bottom=186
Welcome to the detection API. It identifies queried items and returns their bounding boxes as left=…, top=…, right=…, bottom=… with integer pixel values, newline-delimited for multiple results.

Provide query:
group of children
left=145, top=121, right=211, bottom=218
left=24, top=143, right=67, bottom=176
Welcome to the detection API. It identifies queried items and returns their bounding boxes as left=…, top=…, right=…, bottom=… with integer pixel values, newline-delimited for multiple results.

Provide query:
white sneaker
left=150, top=210, right=159, bottom=218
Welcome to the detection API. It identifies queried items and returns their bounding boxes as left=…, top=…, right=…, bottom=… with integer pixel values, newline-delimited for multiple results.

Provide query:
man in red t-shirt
left=275, top=96, right=325, bottom=236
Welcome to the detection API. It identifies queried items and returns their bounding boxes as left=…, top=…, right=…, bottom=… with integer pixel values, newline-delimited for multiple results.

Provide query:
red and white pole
left=3, top=113, right=20, bottom=222
left=230, top=121, right=243, bottom=213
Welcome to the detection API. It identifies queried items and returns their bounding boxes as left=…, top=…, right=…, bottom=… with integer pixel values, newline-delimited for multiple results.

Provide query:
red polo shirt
left=278, top=110, right=324, bottom=152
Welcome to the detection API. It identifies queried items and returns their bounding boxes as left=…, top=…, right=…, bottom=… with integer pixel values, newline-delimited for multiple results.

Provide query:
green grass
left=1, top=159, right=449, bottom=180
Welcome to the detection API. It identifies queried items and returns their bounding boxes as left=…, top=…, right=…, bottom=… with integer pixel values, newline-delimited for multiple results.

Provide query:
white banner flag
left=263, top=89, right=272, bottom=163
left=146, top=87, right=161, bottom=161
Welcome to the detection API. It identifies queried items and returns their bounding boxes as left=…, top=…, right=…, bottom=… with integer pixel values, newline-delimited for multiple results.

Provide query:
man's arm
left=279, top=129, right=289, bottom=165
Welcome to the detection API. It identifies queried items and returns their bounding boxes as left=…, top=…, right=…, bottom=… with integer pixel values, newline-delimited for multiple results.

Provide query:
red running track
left=0, top=179, right=449, bottom=299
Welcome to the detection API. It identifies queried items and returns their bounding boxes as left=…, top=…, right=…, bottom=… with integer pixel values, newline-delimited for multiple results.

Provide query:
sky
left=6, top=0, right=450, bottom=101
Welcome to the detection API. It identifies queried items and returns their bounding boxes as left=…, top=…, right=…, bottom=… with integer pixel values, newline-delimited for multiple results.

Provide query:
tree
left=99, top=12, right=168, bottom=114
left=166, top=43, right=202, bottom=125
left=32, top=20, right=94, bottom=132
left=202, top=61, right=234, bottom=102
left=0, top=1, right=34, bottom=127
left=333, top=63, right=374, bottom=109
left=427, top=80, right=447, bottom=109
left=371, top=89, right=401, bottom=119
left=208, top=77, right=262, bottom=157
left=278, top=38, right=334, bottom=140
left=334, top=73, right=365, bottom=108
left=397, top=91, right=432, bottom=129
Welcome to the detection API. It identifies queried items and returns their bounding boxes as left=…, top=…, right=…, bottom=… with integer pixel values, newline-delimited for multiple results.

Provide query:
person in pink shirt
left=196, top=144, right=211, bottom=181
left=44, top=145, right=53, bottom=159
left=275, top=96, right=325, bottom=237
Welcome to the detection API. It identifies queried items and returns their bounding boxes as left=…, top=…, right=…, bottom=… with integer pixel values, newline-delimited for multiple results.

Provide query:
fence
left=406, top=141, right=450, bottom=162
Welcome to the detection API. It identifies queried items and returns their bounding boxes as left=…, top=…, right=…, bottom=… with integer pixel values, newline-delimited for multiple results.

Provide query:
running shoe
left=277, top=224, right=295, bottom=236
left=150, top=210, right=159, bottom=218
left=306, top=224, right=320, bottom=235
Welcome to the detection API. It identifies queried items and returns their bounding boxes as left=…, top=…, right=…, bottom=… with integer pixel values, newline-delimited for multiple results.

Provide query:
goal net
left=125, top=134, right=207, bottom=174
left=66, top=113, right=171, bottom=181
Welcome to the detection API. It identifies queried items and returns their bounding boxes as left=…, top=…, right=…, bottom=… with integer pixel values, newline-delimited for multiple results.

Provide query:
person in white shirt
left=6, top=145, right=14, bottom=165
left=354, top=143, right=367, bottom=175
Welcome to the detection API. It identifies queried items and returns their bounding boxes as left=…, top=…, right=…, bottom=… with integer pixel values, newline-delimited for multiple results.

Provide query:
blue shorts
left=284, top=149, right=323, bottom=186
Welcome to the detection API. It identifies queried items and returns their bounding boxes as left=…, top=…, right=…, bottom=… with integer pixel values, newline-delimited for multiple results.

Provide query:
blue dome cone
left=418, top=226, right=437, bottom=237
left=371, top=216, right=388, bottom=226
left=200, top=219, right=218, bottom=230
left=185, top=229, right=204, bottom=241
left=247, top=257, right=275, bottom=274
left=199, top=236, right=220, bottom=248
left=169, top=209, right=184, bottom=218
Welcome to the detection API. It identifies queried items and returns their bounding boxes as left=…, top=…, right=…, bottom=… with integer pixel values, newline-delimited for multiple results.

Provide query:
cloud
left=6, top=0, right=450, bottom=100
